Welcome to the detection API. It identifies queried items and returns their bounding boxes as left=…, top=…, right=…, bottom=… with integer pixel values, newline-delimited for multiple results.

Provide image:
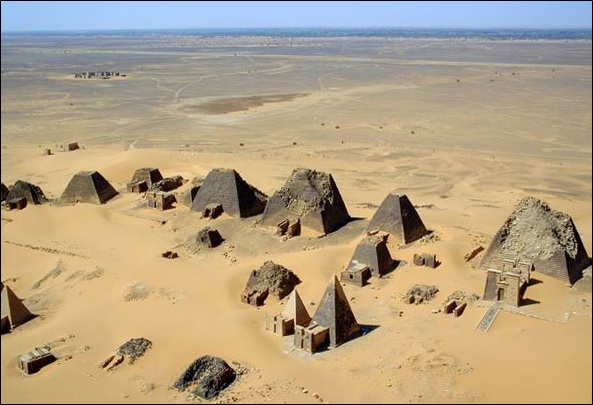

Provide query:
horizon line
left=2, top=26, right=592, bottom=34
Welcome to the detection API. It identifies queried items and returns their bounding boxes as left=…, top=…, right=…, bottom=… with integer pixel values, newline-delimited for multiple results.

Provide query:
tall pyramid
left=190, top=169, right=266, bottom=218
left=282, top=289, right=311, bottom=327
left=311, top=275, right=360, bottom=347
left=60, top=171, right=118, bottom=204
left=366, top=193, right=428, bottom=244
left=478, top=196, right=590, bottom=285
left=5, top=180, right=47, bottom=205
left=1, top=283, right=34, bottom=334
left=261, top=168, right=351, bottom=234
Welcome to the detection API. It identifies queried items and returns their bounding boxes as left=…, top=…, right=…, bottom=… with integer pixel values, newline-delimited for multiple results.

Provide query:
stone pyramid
left=311, top=275, right=360, bottom=347
left=1, top=283, right=34, bottom=334
left=261, top=168, right=351, bottom=234
left=5, top=180, right=47, bottom=205
left=367, top=193, right=428, bottom=244
left=349, top=233, right=395, bottom=277
left=282, top=289, right=311, bottom=327
left=190, top=169, right=266, bottom=218
left=60, top=171, right=118, bottom=204
left=478, top=196, right=590, bottom=285
left=129, top=167, right=163, bottom=187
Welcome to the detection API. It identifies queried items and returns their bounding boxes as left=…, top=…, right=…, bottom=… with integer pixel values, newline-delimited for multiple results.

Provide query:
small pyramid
left=367, top=193, right=428, bottom=244
left=60, top=171, right=118, bottom=204
left=261, top=168, right=351, bottom=234
left=311, top=275, right=360, bottom=347
left=348, top=234, right=394, bottom=277
left=129, top=167, right=163, bottom=188
left=282, top=289, right=311, bottom=327
left=5, top=180, right=47, bottom=205
left=1, top=284, right=34, bottom=334
left=479, top=196, right=589, bottom=285
left=190, top=169, right=266, bottom=218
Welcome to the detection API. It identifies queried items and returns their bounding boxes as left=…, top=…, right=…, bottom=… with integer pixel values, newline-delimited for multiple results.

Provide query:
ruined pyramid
left=60, top=171, right=118, bottom=204
left=478, top=196, right=590, bottom=285
left=261, top=168, right=351, bottom=234
left=5, top=180, right=47, bottom=205
left=311, top=275, right=360, bottom=347
left=366, top=193, right=428, bottom=244
left=190, top=169, right=266, bottom=218
left=129, top=167, right=163, bottom=188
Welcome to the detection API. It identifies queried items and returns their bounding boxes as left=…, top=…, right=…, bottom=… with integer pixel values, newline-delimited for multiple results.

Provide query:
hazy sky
left=1, top=1, right=591, bottom=32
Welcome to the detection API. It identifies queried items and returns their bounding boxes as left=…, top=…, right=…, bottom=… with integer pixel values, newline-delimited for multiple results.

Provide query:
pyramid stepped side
left=478, top=197, right=589, bottom=285
left=311, top=276, right=360, bottom=347
left=367, top=194, right=428, bottom=244
left=261, top=169, right=350, bottom=234
left=191, top=169, right=264, bottom=218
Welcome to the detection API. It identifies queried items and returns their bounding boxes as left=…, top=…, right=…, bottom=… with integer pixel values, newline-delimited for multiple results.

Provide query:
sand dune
left=1, top=35, right=591, bottom=403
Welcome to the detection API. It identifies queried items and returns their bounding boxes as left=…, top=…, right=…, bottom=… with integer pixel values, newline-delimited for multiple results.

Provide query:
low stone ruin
left=99, top=337, right=152, bottom=371
left=413, top=253, right=439, bottom=268
left=404, top=284, right=439, bottom=305
left=5, top=180, right=48, bottom=206
left=162, top=251, right=179, bottom=259
left=442, top=290, right=480, bottom=317
left=150, top=175, right=185, bottom=192
left=241, top=261, right=301, bottom=306
left=202, top=203, right=223, bottom=219
left=1, top=183, right=8, bottom=202
left=196, top=227, right=224, bottom=248
left=173, top=355, right=236, bottom=399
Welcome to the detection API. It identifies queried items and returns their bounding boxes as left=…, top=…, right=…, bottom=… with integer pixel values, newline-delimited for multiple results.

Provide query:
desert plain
left=1, top=33, right=591, bottom=403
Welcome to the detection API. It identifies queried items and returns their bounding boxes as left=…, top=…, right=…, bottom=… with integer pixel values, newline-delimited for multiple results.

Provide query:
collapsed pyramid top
left=366, top=193, right=428, bottom=244
left=478, top=196, right=589, bottom=285
left=190, top=169, right=266, bottom=218
left=129, top=167, right=163, bottom=188
left=311, top=275, right=360, bottom=347
left=261, top=168, right=351, bottom=234
left=5, top=180, right=47, bottom=205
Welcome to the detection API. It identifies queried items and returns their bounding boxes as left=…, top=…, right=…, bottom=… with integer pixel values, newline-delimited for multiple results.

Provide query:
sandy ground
left=1, top=34, right=591, bottom=404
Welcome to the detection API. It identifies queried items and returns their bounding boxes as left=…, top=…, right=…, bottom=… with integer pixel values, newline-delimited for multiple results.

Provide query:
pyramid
left=478, top=196, right=590, bottom=285
left=282, top=289, right=311, bottom=327
left=5, top=180, right=47, bottom=205
left=60, top=171, right=118, bottom=204
left=1, top=283, right=34, bottom=334
left=190, top=169, right=266, bottom=218
left=261, top=168, right=351, bottom=234
left=348, top=234, right=395, bottom=277
left=366, top=193, right=428, bottom=244
left=129, top=167, right=163, bottom=188
left=311, top=275, right=360, bottom=347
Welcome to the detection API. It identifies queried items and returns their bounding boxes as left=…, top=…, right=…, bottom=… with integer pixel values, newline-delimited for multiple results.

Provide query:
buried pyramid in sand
left=1, top=282, right=34, bottom=334
left=478, top=196, right=590, bottom=285
left=60, top=171, right=119, bottom=205
left=190, top=168, right=266, bottom=218
left=366, top=193, right=429, bottom=245
left=261, top=168, right=351, bottom=235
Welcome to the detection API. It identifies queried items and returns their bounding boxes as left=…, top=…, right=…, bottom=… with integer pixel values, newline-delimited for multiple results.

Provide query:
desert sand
left=1, top=33, right=591, bottom=403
